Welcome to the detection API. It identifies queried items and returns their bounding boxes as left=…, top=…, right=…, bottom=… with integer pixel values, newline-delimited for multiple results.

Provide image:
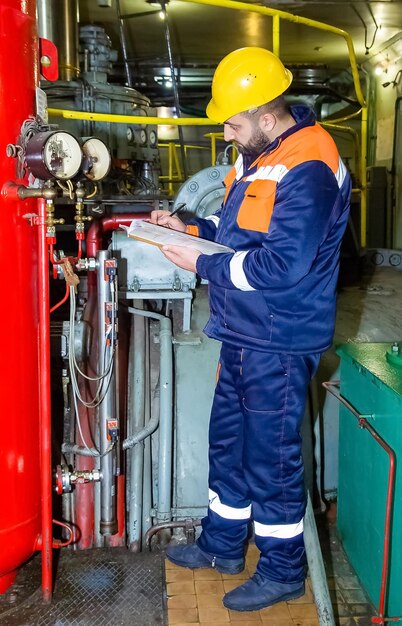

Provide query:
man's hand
left=161, top=245, right=201, bottom=273
left=150, top=210, right=187, bottom=232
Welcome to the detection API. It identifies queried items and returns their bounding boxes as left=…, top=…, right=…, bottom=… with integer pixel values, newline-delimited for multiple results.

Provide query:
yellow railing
left=49, top=0, right=368, bottom=245
left=158, top=142, right=210, bottom=195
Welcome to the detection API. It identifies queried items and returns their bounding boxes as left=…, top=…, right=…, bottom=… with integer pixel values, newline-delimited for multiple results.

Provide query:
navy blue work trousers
left=197, top=344, right=320, bottom=583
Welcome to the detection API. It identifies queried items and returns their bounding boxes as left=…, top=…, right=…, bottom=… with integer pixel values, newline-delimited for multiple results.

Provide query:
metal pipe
left=36, top=0, right=56, bottom=43
left=145, top=520, right=201, bottom=546
left=49, top=108, right=219, bottom=126
left=123, top=308, right=167, bottom=450
left=128, top=312, right=146, bottom=551
left=115, top=0, right=133, bottom=87
left=142, top=326, right=153, bottom=546
left=160, top=0, right=188, bottom=180
left=97, top=250, right=118, bottom=535
left=157, top=316, right=173, bottom=523
left=304, top=493, right=336, bottom=626
left=62, top=443, right=98, bottom=456
left=37, top=198, right=53, bottom=602
left=57, top=0, right=80, bottom=81
left=323, top=381, right=397, bottom=626
left=125, top=307, right=173, bottom=525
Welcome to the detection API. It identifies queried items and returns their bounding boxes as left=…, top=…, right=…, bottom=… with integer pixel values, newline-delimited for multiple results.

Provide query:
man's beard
left=235, top=127, right=269, bottom=157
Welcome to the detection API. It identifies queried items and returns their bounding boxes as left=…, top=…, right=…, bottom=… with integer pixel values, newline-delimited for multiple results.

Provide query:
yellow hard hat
left=206, top=47, right=293, bottom=123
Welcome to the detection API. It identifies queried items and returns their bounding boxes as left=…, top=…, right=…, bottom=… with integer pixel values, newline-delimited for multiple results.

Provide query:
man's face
left=223, top=113, right=269, bottom=156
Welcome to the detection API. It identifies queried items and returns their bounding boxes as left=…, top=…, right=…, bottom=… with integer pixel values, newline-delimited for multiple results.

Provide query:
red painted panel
left=0, top=0, right=41, bottom=592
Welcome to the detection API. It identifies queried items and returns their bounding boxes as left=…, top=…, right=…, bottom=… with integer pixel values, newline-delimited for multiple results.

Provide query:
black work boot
left=223, top=572, right=305, bottom=611
left=165, top=543, right=245, bottom=574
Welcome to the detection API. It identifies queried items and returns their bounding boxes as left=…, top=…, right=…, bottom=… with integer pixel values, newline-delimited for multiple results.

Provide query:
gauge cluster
left=24, top=130, right=111, bottom=182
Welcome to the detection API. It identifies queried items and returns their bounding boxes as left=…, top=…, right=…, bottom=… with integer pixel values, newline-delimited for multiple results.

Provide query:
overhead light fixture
left=374, top=64, right=385, bottom=76
left=382, top=69, right=402, bottom=88
left=145, top=0, right=169, bottom=6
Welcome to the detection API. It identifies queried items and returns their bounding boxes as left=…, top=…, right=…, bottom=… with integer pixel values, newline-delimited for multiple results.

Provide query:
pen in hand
left=170, top=203, right=187, bottom=217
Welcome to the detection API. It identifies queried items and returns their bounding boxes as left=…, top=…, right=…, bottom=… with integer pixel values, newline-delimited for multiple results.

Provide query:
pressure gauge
left=25, top=130, right=82, bottom=180
left=81, top=137, right=111, bottom=181
left=137, top=129, right=147, bottom=145
left=126, top=127, right=134, bottom=143
left=149, top=130, right=157, bottom=147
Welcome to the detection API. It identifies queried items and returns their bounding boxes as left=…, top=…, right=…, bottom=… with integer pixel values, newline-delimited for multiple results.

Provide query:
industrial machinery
left=0, top=0, right=233, bottom=598
left=2, top=2, right=402, bottom=626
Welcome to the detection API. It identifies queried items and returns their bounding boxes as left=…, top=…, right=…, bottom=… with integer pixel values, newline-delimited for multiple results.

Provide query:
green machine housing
left=337, top=343, right=402, bottom=616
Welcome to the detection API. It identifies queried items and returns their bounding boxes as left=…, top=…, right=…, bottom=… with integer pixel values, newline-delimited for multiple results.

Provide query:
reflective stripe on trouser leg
left=241, top=349, right=320, bottom=583
left=197, top=345, right=251, bottom=559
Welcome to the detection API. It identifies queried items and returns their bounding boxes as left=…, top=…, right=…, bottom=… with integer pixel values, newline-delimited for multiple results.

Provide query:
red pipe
left=86, top=214, right=149, bottom=259
left=37, top=198, right=53, bottom=602
left=322, top=381, right=399, bottom=626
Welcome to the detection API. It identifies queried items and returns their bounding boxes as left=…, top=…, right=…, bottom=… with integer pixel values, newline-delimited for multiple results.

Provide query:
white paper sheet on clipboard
left=121, top=220, right=235, bottom=256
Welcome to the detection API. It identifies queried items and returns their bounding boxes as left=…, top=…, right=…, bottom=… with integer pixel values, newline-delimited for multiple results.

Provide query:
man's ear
left=259, top=113, right=276, bottom=132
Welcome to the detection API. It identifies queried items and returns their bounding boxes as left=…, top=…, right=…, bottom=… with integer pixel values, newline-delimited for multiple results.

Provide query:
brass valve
left=45, top=198, right=65, bottom=238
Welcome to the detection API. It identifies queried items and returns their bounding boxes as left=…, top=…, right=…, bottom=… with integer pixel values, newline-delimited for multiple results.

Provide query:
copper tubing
left=322, top=381, right=397, bottom=625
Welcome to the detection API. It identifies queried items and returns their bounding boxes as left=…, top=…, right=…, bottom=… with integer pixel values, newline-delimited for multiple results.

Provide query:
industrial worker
left=150, top=47, right=351, bottom=611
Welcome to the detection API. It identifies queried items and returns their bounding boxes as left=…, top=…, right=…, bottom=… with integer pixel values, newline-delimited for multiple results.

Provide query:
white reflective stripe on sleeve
left=209, top=489, right=251, bottom=520
left=205, top=215, right=220, bottom=227
left=229, top=251, right=256, bottom=291
left=246, top=164, right=289, bottom=183
left=254, top=520, right=304, bottom=539
left=335, top=156, right=348, bottom=188
left=234, top=154, right=244, bottom=180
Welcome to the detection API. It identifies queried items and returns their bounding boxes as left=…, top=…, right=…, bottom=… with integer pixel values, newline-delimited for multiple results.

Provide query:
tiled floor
left=165, top=513, right=375, bottom=626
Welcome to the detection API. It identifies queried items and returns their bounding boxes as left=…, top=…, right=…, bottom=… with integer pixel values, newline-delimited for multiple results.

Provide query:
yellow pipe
left=48, top=108, right=219, bottom=126
left=273, top=15, right=280, bottom=57
left=179, top=0, right=365, bottom=107
left=172, top=143, right=183, bottom=182
left=159, top=143, right=210, bottom=151
left=326, top=109, right=362, bottom=124
left=320, top=121, right=361, bottom=183
left=204, top=132, right=226, bottom=165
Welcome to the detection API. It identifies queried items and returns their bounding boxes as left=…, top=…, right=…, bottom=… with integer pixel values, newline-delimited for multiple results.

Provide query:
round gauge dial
left=81, top=137, right=111, bottom=181
left=138, top=129, right=147, bottom=145
left=25, top=130, right=82, bottom=180
left=149, top=130, right=157, bottom=147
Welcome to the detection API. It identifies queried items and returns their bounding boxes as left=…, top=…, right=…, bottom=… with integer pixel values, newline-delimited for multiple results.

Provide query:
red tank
left=0, top=0, right=41, bottom=593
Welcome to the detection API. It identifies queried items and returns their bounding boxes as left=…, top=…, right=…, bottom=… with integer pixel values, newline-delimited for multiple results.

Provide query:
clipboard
left=121, top=220, right=235, bottom=256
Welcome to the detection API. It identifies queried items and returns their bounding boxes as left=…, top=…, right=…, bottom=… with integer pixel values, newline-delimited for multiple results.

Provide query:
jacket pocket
left=237, top=179, right=276, bottom=233
left=224, top=290, right=273, bottom=342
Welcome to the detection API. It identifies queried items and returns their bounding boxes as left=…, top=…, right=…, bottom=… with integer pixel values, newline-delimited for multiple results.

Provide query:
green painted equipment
left=337, top=343, right=402, bottom=617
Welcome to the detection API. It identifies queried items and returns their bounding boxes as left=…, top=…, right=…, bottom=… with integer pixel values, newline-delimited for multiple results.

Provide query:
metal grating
left=0, top=549, right=167, bottom=626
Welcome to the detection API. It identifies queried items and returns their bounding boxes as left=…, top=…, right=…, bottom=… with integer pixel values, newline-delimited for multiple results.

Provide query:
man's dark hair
left=242, top=95, right=290, bottom=121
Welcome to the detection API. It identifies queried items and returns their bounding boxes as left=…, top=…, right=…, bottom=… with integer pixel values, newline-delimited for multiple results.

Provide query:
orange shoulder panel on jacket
left=265, top=124, right=340, bottom=175
left=223, top=167, right=237, bottom=203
